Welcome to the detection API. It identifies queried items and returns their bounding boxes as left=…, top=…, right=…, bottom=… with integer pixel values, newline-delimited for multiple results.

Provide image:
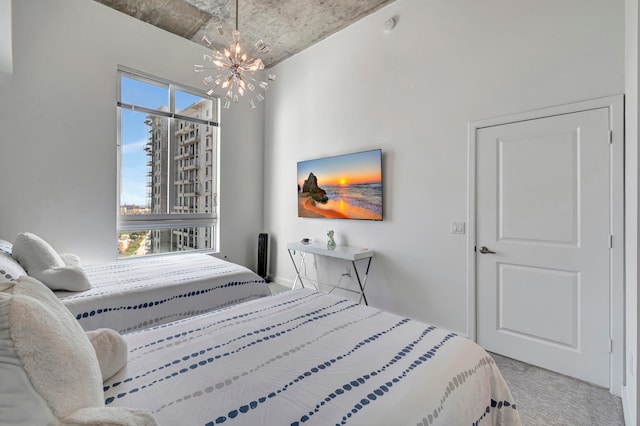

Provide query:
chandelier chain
left=235, top=0, right=239, bottom=32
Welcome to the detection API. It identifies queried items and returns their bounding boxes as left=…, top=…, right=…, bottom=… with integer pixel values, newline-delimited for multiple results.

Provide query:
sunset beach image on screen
left=297, top=149, right=383, bottom=220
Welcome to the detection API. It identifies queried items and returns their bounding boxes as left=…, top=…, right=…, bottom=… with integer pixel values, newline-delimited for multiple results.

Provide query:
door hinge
left=608, top=130, right=613, bottom=144
left=609, top=339, right=613, bottom=353
left=609, top=234, right=613, bottom=248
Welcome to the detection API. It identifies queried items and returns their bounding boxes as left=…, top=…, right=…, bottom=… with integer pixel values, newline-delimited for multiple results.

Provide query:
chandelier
left=194, top=0, right=275, bottom=109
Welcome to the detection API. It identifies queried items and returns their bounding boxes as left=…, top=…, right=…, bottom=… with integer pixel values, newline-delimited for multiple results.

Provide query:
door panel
left=498, top=131, right=579, bottom=245
left=498, top=264, right=579, bottom=348
left=476, top=108, right=610, bottom=387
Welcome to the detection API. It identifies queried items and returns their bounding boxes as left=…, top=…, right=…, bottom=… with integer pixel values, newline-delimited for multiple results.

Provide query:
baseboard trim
left=621, top=384, right=635, bottom=426
left=272, top=276, right=294, bottom=288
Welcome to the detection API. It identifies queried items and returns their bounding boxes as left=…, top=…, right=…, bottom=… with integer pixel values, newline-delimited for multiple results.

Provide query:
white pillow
left=0, top=282, right=57, bottom=425
left=0, top=239, right=12, bottom=255
left=60, top=252, right=82, bottom=268
left=0, top=240, right=22, bottom=282
left=12, top=232, right=64, bottom=270
left=32, top=265, right=92, bottom=292
left=0, top=277, right=156, bottom=425
left=86, top=328, right=128, bottom=381
left=0, top=252, right=27, bottom=282
left=12, top=232, right=91, bottom=291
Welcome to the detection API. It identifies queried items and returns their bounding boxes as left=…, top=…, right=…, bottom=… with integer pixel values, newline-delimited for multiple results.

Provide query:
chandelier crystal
left=194, top=0, right=275, bottom=109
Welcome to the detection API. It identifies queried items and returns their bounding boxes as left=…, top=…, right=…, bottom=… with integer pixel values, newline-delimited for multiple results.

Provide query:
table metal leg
left=352, top=257, right=372, bottom=306
left=288, top=249, right=308, bottom=290
left=289, top=247, right=372, bottom=305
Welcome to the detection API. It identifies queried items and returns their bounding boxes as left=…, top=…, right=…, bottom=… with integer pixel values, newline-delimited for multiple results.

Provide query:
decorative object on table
left=301, top=238, right=310, bottom=245
left=327, top=230, right=336, bottom=250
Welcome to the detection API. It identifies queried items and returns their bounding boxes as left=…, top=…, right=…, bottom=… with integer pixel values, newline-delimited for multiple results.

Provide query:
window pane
left=176, top=90, right=214, bottom=120
left=173, top=117, right=216, bottom=214
left=120, top=75, right=169, bottom=111
left=117, top=70, right=218, bottom=257
left=120, top=110, right=169, bottom=214
left=118, top=227, right=214, bottom=258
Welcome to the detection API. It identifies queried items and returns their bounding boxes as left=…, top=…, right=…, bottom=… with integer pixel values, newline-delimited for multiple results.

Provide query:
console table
left=287, top=241, right=374, bottom=305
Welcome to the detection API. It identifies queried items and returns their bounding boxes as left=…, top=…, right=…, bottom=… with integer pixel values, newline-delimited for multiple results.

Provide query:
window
left=117, top=68, right=219, bottom=258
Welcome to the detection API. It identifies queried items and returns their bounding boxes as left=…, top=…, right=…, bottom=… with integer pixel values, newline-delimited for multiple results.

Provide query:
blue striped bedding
left=105, top=289, right=521, bottom=425
left=55, top=253, right=271, bottom=333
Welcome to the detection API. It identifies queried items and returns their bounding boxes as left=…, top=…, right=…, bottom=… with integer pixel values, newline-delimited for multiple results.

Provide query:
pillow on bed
left=0, top=276, right=157, bottom=425
left=0, top=251, right=27, bottom=282
left=0, top=239, right=12, bottom=255
left=12, top=232, right=91, bottom=292
left=60, top=252, right=82, bottom=268
left=0, top=239, right=23, bottom=282
left=86, top=328, right=129, bottom=381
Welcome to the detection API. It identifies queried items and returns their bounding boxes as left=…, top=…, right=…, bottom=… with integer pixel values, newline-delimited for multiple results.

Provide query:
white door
left=476, top=107, right=611, bottom=387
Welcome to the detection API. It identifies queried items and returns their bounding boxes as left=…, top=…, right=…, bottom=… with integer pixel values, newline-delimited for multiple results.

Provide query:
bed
left=3, top=233, right=271, bottom=334
left=105, top=288, right=521, bottom=425
left=55, top=253, right=272, bottom=333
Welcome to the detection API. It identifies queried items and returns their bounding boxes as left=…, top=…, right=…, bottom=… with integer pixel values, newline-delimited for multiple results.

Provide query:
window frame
left=116, top=67, right=220, bottom=255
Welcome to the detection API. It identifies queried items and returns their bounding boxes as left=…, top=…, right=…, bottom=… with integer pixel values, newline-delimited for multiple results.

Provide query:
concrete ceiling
left=94, top=0, right=397, bottom=68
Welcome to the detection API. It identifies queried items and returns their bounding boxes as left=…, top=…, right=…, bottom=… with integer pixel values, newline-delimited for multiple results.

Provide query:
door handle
left=479, top=246, right=496, bottom=254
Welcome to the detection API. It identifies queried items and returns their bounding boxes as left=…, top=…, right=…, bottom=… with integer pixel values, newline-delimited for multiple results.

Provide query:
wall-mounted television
left=297, top=149, right=383, bottom=221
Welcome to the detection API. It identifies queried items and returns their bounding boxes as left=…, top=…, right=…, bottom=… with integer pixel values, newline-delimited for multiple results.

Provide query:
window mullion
left=167, top=86, right=175, bottom=216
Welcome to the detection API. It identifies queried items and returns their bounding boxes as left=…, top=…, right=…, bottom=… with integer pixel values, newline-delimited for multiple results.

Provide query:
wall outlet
left=451, top=221, right=466, bottom=234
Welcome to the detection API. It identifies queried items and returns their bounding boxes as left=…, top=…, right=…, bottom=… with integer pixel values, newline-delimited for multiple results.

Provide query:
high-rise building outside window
left=117, top=67, right=218, bottom=258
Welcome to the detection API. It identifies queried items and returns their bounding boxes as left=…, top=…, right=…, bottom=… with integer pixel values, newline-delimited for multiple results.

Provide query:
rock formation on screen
left=301, top=173, right=328, bottom=203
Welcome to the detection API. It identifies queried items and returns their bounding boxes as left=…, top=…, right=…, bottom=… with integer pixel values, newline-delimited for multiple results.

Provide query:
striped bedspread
left=56, top=253, right=271, bottom=333
left=106, top=289, right=521, bottom=425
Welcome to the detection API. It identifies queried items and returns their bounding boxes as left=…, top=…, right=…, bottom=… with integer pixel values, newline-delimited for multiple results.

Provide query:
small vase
left=327, top=230, right=336, bottom=250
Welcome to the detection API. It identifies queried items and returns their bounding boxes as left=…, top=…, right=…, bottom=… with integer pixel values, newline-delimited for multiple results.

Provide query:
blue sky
left=120, top=76, right=204, bottom=206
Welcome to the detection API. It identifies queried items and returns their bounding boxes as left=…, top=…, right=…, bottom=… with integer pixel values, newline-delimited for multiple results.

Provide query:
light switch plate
left=451, top=221, right=466, bottom=234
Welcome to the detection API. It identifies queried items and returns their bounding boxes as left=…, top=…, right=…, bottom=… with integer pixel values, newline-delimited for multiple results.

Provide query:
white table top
left=287, top=241, right=374, bottom=261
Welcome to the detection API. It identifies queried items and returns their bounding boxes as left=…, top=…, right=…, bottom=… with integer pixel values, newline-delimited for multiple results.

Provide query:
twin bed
left=55, top=253, right=271, bottom=333
left=1, top=236, right=521, bottom=425
left=106, top=288, right=521, bottom=425
left=0, top=235, right=270, bottom=333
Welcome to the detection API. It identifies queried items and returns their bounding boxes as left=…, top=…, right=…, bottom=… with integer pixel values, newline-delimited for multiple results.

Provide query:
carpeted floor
left=490, top=352, right=625, bottom=425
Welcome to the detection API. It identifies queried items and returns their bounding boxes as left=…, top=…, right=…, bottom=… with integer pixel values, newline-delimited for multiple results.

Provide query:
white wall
left=264, top=0, right=625, bottom=338
left=0, top=0, right=11, bottom=74
left=0, top=0, right=265, bottom=268
left=624, top=0, right=639, bottom=423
